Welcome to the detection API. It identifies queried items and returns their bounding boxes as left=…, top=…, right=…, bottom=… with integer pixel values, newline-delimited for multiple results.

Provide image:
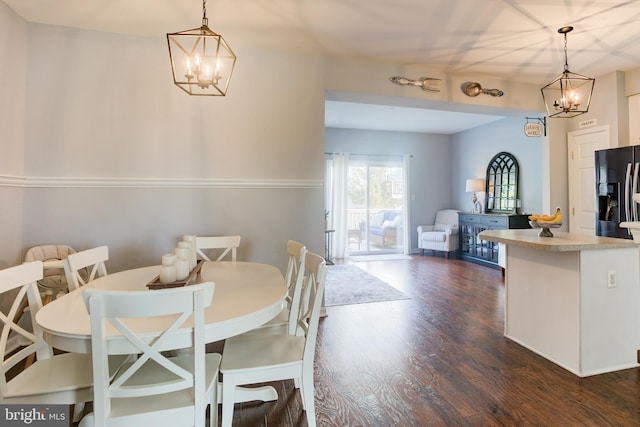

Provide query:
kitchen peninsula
left=479, top=228, right=640, bottom=377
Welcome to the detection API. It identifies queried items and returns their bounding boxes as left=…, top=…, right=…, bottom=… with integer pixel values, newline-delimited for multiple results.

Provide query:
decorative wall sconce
left=541, top=26, right=595, bottom=118
left=389, top=76, right=441, bottom=92
left=524, top=117, right=546, bottom=137
left=460, top=82, right=504, bottom=97
left=167, top=0, right=236, bottom=96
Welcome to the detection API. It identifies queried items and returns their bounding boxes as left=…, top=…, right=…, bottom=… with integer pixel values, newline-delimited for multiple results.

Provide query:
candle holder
left=147, top=260, right=205, bottom=289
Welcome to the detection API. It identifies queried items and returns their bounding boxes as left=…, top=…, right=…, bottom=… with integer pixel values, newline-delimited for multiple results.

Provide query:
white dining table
left=35, top=261, right=287, bottom=354
left=35, top=260, right=288, bottom=408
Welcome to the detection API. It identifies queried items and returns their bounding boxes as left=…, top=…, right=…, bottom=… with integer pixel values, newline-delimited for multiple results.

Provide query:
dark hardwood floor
left=223, top=255, right=640, bottom=426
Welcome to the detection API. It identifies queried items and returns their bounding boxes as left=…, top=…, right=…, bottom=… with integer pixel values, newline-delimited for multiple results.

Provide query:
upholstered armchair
left=417, top=209, right=460, bottom=258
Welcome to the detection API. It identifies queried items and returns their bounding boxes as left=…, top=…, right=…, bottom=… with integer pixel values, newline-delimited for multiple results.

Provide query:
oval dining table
left=35, top=260, right=288, bottom=403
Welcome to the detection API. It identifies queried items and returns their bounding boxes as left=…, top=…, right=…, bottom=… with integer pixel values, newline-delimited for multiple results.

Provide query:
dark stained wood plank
left=219, top=255, right=640, bottom=426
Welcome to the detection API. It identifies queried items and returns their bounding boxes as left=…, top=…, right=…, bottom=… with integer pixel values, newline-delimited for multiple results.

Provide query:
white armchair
left=417, top=209, right=460, bottom=258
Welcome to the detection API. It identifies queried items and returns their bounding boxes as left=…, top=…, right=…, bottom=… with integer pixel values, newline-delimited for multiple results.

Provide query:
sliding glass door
left=347, top=156, right=404, bottom=255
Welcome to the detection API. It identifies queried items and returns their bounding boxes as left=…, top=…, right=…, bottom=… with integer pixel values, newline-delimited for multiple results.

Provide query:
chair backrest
left=64, top=246, right=108, bottom=292
left=196, top=236, right=241, bottom=261
left=84, top=282, right=215, bottom=426
left=293, top=252, right=326, bottom=361
left=434, top=209, right=459, bottom=228
left=284, top=241, right=307, bottom=334
left=0, top=261, right=53, bottom=397
left=284, top=240, right=307, bottom=297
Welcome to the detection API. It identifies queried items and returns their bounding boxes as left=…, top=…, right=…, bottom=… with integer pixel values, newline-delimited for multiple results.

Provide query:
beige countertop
left=478, top=228, right=639, bottom=251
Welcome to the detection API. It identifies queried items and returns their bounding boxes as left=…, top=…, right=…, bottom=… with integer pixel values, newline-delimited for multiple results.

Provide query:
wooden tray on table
left=147, top=260, right=205, bottom=290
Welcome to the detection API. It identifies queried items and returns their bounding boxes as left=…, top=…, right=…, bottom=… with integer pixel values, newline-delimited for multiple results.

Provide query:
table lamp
left=466, top=179, right=485, bottom=213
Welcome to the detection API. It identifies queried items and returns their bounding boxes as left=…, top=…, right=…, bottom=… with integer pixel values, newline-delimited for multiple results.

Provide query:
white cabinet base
left=506, top=245, right=640, bottom=377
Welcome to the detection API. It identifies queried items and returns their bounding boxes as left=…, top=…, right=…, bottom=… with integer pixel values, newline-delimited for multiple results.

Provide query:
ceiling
left=6, top=0, right=640, bottom=134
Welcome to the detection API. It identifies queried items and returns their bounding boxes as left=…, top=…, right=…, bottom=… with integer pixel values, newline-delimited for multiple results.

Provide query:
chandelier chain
left=202, top=0, right=208, bottom=27
left=563, top=33, right=569, bottom=72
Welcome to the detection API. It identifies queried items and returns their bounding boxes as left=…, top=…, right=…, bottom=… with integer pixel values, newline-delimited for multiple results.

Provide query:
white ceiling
left=6, top=0, right=640, bottom=134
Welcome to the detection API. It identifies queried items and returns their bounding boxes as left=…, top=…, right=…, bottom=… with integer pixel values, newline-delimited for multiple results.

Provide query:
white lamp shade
left=466, top=179, right=484, bottom=193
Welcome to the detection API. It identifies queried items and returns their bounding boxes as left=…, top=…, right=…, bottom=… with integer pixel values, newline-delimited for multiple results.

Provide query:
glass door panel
left=347, top=158, right=404, bottom=255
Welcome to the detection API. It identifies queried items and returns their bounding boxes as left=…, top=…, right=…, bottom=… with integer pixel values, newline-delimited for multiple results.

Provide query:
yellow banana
left=537, top=208, right=562, bottom=223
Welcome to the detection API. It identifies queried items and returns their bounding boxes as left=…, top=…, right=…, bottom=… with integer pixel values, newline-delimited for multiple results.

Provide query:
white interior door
left=568, top=125, right=610, bottom=235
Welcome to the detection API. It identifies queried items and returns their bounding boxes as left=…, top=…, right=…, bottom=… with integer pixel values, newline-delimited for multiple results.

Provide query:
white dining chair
left=0, top=261, right=93, bottom=422
left=64, top=245, right=108, bottom=292
left=81, top=282, right=221, bottom=427
left=196, top=236, right=241, bottom=262
left=219, top=251, right=327, bottom=427
left=253, top=240, right=307, bottom=335
left=11, top=245, right=79, bottom=353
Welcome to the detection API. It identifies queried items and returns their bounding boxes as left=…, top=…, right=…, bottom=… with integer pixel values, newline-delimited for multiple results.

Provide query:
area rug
left=324, top=264, right=410, bottom=307
left=350, top=254, right=412, bottom=262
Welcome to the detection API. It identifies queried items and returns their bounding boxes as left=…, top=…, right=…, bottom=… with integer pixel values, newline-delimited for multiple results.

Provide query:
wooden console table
left=458, top=212, right=530, bottom=269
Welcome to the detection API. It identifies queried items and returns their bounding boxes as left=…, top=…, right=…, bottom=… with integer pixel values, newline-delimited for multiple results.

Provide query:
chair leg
left=45, top=294, right=53, bottom=305
left=210, top=373, right=219, bottom=427
left=301, top=367, right=316, bottom=427
left=221, top=380, right=235, bottom=427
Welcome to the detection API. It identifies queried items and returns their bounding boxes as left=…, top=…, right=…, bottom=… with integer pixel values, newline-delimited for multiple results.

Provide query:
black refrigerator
left=594, top=146, right=640, bottom=239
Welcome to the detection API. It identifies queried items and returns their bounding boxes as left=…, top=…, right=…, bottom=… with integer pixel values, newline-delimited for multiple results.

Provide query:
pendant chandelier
left=167, top=0, right=236, bottom=96
left=541, top=26, right=594, bottom=118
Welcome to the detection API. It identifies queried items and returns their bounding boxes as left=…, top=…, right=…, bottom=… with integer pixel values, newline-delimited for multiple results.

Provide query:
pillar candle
left=182, top=234, right=197, bottom=268
left=174, top=247, right=190, bottom=264
left=159, top=265, right=177, bottom=284
left=162, top=254, right=176, bottom=267
left=177, top=242, right=194, bottom=270
left=175, top=259, right=189, bottom=281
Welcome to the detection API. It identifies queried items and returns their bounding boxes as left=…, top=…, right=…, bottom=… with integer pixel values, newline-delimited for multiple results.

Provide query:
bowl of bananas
left=528, top=208, right=562, bottom=237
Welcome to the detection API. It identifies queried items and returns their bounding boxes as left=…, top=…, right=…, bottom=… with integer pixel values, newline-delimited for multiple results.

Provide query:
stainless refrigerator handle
left=634, top=163, right=640, bottom=222
left=625, top=163, right=632, bottom=225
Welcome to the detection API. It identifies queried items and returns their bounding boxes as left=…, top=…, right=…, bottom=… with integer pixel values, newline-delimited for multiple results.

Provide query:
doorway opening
left=325, top=153, right=407, bottom=259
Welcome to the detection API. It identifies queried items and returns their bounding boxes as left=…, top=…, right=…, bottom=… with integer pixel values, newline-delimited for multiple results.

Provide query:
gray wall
left=0, top=2, right=26, bottom=268
left=16, top=22, right=327, bottom=272
left=324, top=128, right=451, bottom=252
left=451, top=117, right=543, bottom=215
